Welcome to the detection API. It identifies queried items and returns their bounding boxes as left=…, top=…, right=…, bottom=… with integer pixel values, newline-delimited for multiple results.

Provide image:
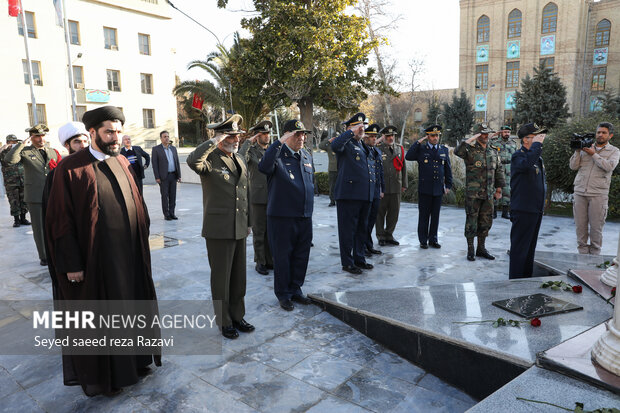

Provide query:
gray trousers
left=376, top=193, right=401, bottom=241
left=573, top=193, right=608, bottom=255
left=28, top=202, right=46, bottom=260
left=250, top=203, right=272, bottom=266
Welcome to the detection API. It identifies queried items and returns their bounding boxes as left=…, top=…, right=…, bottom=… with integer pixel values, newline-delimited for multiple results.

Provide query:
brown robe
left=45, top=148, right=160, bottom=396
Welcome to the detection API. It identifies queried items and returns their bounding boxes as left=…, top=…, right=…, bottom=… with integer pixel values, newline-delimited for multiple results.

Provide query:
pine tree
left=443, top=90, right=475, bottom=146
left=423, top=101, right=442, bottom=130
left=513, top=64, right=570, bottom=129
left=602, top=90, right=620, bottom=120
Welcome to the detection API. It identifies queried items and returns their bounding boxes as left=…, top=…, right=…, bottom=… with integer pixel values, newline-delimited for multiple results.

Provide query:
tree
left=602, top=90, right=620, bottom=120
left=513, top=64, right=570, bottom=129
left=442, top=90, right=475, bottom=147
left=423, top=101, right=442, bottom=130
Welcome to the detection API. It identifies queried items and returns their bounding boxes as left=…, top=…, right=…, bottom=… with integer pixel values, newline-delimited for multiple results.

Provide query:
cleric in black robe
left=45, top=106, right=160, bottom=396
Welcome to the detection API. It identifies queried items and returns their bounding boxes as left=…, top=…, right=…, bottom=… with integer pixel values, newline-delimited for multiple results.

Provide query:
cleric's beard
left=95, top=131, right=120, bottom=156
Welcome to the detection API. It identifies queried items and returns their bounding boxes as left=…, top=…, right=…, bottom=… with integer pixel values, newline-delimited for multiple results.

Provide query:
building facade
left=459, top=0, right=620, bottom=128
left=0, top=0, right=178, bottom=148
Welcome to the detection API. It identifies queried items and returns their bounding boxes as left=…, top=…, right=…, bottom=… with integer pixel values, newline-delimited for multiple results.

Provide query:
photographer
left=569, top=122, right=620, bottom=255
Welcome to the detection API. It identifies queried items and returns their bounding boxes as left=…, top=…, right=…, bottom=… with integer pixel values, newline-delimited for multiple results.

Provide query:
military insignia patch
left=232, top=122, right=238, bottom=131
left=475, top=161, right=482, bottom=167
left=295, top=121, right=302, bottom=129
left=424, top=159, right=428, bottom=163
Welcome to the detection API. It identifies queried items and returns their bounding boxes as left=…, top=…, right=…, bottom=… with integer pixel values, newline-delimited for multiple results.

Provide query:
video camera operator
left=569, top=122, right=620, bottom=255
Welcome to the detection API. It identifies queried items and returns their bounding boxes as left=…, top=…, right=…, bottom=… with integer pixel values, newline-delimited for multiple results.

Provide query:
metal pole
left=20, top=10, right=38, bottom=125
left=61, top=0, right=78, bottom=121
left=272, top=109, right=280, bottom=141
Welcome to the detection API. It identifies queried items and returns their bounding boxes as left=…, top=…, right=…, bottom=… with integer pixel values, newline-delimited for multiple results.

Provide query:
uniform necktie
left=294, top=153, right=301, bottom=161
left=40, top=149, right=48, bottom=162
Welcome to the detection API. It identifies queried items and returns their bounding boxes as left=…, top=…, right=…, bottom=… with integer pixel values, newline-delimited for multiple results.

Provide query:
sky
left=169, top=0, right=460, bottom=92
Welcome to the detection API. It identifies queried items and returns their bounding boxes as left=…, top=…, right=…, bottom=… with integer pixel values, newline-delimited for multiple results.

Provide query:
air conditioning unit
left=33, top=79, right=42, bottom=86
left=75, top=82, right=84, bottom=89
left=110, top=45, right=118, bottom=51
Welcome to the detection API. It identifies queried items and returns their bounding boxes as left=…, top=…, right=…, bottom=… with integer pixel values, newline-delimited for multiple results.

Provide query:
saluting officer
left=363, top=123, right=384, bottom=257
left=186, top=114, right=255, bottom=340
left=240, top=120, right=274, bottom=275
left=406, top=125, right=453, bottom=249
left=509, top=123, right=547, bottom=279
left=258, top=120, right=314, bottom=311
left=318, top=132, right=338, bottom=206
left=0, top=134, right=29, bottom=227
left=376, top=125, right=408, bottom=246
left=490, top=125, right=518, bottom=219
left=332, top=112, right=375, bottom=275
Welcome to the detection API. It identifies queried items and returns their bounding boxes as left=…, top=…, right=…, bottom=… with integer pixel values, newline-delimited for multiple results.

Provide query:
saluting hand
left=417, top=136, right=427, bottom=143
left=376, top=135, right=385, bottom=144
left=22, top=137, right=32, bottom=146
left=280, top=131, right=295, bottom=144
left=467, top=134, right=480, bottom=144
left=533, top=134, right=546, bottom=144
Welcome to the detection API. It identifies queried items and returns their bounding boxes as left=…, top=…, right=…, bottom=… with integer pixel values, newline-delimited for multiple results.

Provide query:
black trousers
left=509, top=211, right=543, bottom=279
left=418, top=193, right=443, bottom=244
left=337, top=199, right=371, bottom=267
left=328, top=171, right=338, bottom=203
left=159, top=173, right=178, bottom=217
left=268, top=216, right=312, bottom=301
left=366, top=197, right=381, bottom=250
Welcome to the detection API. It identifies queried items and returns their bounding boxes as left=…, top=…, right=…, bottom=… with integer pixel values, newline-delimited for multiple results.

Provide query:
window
left=104, top=27, right=118, bottom=50
left=477, top=15, right=490, bottom=43
left=540, top=57, right=555, bottom=71
left=506, top=62, right=520, bottom=88
left=138, top=33, right=151, bottom=55
left=106, top=69, right=121, bottom=91
left=143, top=109, right=155, bottom=128
left=17, top=11, right=36, bottom=38
left=592, top=67, right=606, bottom=91
left=476, top=65, right=488, bottom=90
left=27, top=104, right=46, bottom=125
left=22, top=60, right=42, bottom=85
left=141, top=73, right=153, bottom=94
left=507, top=9, right=522, bottom=38
left=541, top=3, right=558, bottom=34
left=72, top=66, right=84, bottom=88
left=504, top=110, right=515, bottom=125
left=475, top=112, right=485, bottom=124
left=75, top=105, right=87, bottom=121
left=595, top=19, right=611, bottom=47
left=414, top=108, right=423, bottom=122
left=68, top=20, right=80, bottom=45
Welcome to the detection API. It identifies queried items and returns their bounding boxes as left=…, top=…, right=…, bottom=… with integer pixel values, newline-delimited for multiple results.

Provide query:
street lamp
left=475, top=83, right=495, bottom=123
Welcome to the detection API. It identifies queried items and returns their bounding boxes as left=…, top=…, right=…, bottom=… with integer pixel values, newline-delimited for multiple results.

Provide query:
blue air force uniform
left=509, top=123, right=547, bottom=279
left=258, top=129, right=314, bottom=302
left=364, top=124, right=385, bottom=253
left=406, top=126, right=453, bottom=247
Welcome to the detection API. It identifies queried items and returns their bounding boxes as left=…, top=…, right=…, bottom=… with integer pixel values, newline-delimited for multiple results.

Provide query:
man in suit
left=5, top=124, right=60, bottom=265
left=120, top=135, right=150, bottom=194
left=363, top=123, right=384, bottom=257
left=332, top=112, right=376, bottom=275
left=187, top=114, right=254, bottom=340
left=406, top=125, right=453, bottom=249
left=259, top=120, right=314, bottom=311
left=318, top=132, right=338, bottom=206
left=152, top=130, right=181, bottom=220
left=376, top=125, right=408, bottom=246
left=239, top=120, right=274, bottom=275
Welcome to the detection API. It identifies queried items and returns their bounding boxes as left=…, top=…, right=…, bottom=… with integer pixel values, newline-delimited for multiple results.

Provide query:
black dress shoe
left=378, top=240, right=387, bottom=246
left=279, top=299, right=294, bottom=311
left=354, top=262, right=373, bottom=270
left=420, top=243, right=428, bottom=249
left=386, top=239, right=400, bottom=245
left=40, top=259, right=47, bottom=266
left=221, top=326, right=239, bottom=339
left=364, top=250, right=372, bottom=258
left=170, top=215, right=178, bottom=220
left=165, top=216, right=173, bottom=221
left=255, top=263, right=269, bottom=275
left=291, top=294, right=312, bottom=305
left=429, top=242, right=441, bottom=249
left=368, top=248, right=382, bottom=255
left=342, top=265, right=362, bottom=275
left=20, top=215, right=30, bottom=225
left=13, top=218, right=20, bottom=228
left=476, top=249, right=495, bottom=260
left=328, top=202, right=335, bottom=207
left=232, top=319, right=255, bottom=332
left=467, top=253, right=476, bottom=261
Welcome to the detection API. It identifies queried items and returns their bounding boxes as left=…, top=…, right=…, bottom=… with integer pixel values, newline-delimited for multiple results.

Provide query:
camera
left=570, top=132, right=595, bottom=149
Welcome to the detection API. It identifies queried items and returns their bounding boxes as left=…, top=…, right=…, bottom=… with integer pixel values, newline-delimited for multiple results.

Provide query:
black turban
left=82, top=106, right=125, bottom=131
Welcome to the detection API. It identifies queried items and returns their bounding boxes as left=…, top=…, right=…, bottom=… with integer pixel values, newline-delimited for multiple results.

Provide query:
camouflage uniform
left=491, top=136, right=518, bottom=213
left=0, top=146, right=28, bottom=218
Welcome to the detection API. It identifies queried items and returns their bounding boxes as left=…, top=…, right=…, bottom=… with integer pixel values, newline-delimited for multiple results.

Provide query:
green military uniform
left=490, top=129, right=518, bottom=218
left=5, top=125, right=58, bottom=262
left=0, top=138, right=29, bottom=225
left=376, top=125, right=408, bottom=245
left=454, top=123, right=505, bottom=261
left=187, top=116, right=250, bottom=330
left=319, top=136, right=338, bottom=205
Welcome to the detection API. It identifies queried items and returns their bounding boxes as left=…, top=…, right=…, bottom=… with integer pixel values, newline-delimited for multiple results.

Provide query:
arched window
left=477, top=15, right=490, bottom=43
left=508, top=9, right=522, bottom=38
left=541, top=3, right=558, bottom=34
left=595, top=19, right=611, bottom=47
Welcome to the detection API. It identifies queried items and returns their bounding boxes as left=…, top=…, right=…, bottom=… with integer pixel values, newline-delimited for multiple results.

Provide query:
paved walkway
left=0, top=182, right=618, bottom=412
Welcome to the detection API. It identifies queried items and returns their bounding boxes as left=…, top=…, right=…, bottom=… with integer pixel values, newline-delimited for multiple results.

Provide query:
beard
left=95, top=131, right=119, bottom=156
left=221, top=141, right=238, bottom=154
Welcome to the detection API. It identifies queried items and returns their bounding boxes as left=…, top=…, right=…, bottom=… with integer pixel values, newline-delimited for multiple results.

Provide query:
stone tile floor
left=0, top=182, right=618, bottom=413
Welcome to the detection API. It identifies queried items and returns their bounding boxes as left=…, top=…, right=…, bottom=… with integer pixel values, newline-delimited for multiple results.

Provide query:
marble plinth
left=534, top=251, right=616, bottom=276
left=569, top=269, right=614, bottom=300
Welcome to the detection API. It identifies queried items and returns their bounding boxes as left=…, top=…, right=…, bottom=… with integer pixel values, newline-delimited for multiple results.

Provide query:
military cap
left=424, top=124, right=442, bottom=134
left=500, top=125, right=512, bottom=131
left=282, top=119, right=311, bottom=133
left=82, top=106, right=125, bottom=131
left=517, top=123, right=547, bottom=139
left=208, top=114, right=244, bottom=135
left=25, top=124, right=49, bottom=135
left=343, top=112, right=367, bottom=127
left=249, top=120, right=273, bottom=134
left=5, top=134, right=20, bottom=142
left=473, top=123, right=494, bottom=134
left=380, top=125, right=398, bottom=135
left=365, top=123, right=381, bottom=135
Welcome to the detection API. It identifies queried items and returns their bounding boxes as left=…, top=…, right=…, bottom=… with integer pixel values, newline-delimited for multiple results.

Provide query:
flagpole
left=19, top=9, right=38, bottom=125
left=61, top=0, right=78, bottom=121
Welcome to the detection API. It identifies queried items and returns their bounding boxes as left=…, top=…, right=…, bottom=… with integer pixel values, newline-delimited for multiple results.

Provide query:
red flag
left=8, top=0, right=21, bottom=17
left=192, top=94, right=204, bottom=110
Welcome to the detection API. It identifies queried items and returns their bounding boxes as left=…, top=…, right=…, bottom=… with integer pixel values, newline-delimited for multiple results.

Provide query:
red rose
left=572, top=285, right=582, bottom=293
left=613, top=287, right=617, bottom=296
left=48, top=159, right=58, bottom=170
left=530, top=318, right=541, bottom=327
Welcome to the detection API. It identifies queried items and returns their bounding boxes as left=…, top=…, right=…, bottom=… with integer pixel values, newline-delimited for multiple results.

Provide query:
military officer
left=332, top=112, right=375, bottom=274
left=319, top=132, right=339, bottom=206
left=240, top=120, right=274, bottom=275
left=454, top=123, right=505, bottom=261
left=509, top=123, right=547, bottom=279
left=186, top=114, right=255, bottom=340
left=363, top=124, right=384, bottom=256
left=0, top=134, right=29, bottom=227
left=258, top=120, right=314, bottom=311
left=406, top=125, right=453, bottom=249
left=490, top=125, right=518, bottom=219
left=5, top=124, right=60, bottom=265
left=376, top=125, right=408, bottom=246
